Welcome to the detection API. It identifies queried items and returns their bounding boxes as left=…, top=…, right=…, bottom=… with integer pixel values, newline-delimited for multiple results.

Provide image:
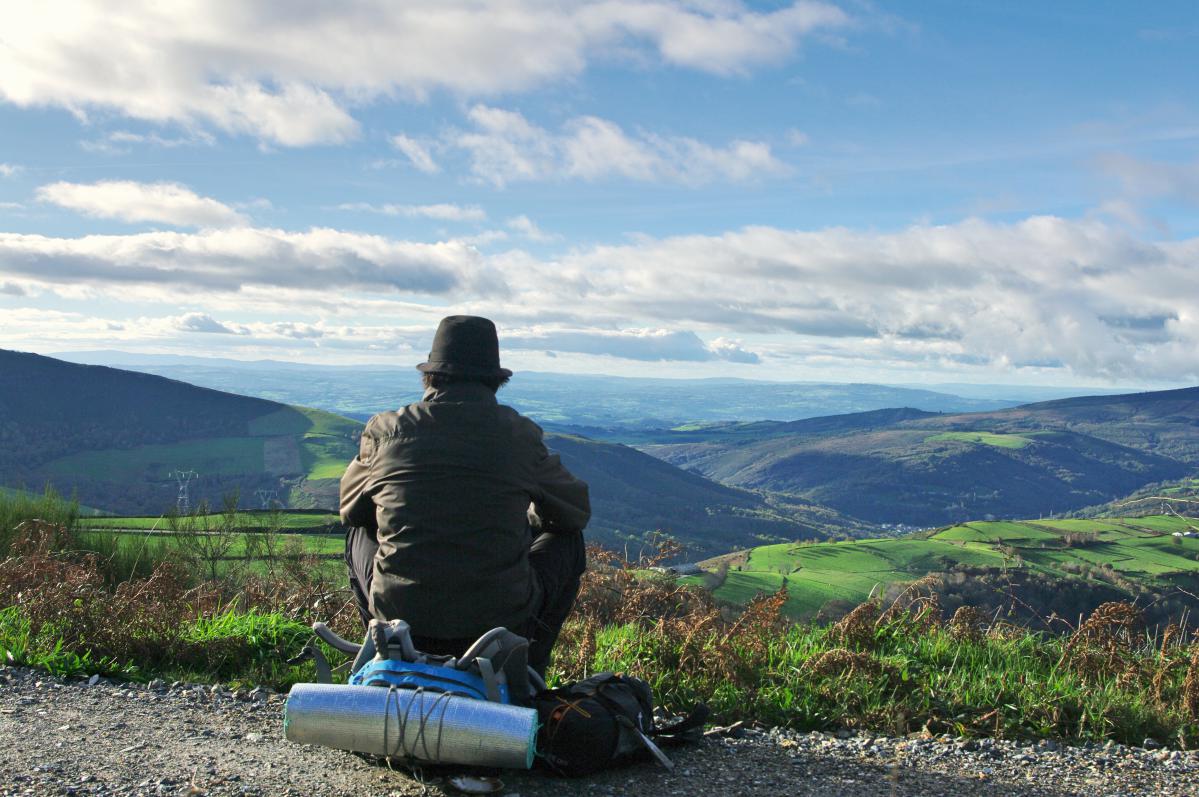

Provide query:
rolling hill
left=687, top=515, right=1199, bottom=627
left=646, top=387, right=1199, bottom=526
left=541, top=434, right=862, bottom=558
left=0, top=349, right=847, bottom=559
left=0, top=349, right=362, bottom=515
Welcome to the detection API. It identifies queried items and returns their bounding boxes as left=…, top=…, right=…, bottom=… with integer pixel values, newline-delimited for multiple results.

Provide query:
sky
left=1, top=1, right=1198, bottom=387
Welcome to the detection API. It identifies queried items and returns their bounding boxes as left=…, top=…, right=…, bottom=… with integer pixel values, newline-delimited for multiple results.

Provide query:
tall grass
left=2, top=511, right=1197, bottom=748
left=1, top=486, right=177, bottom=586
left=0, top=485, right=79, bottom=556
left=550, top=547, right=1199, bottom=748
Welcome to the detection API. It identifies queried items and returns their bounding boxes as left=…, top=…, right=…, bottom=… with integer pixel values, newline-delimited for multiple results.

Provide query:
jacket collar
left=421, top=381, right=498, bottom=405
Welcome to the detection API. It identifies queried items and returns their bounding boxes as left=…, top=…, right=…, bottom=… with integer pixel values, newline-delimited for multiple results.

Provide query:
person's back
left=340, top=316, right=589, bottom=674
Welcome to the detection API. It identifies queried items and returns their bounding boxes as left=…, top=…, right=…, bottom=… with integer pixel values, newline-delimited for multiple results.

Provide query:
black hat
left=416, top=315, right=512, bottom=379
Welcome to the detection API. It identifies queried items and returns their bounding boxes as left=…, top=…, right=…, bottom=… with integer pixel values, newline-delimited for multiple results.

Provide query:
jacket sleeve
left=523, top=422, right=590, bottom=534
left=340, top=420, right=379, bottom=528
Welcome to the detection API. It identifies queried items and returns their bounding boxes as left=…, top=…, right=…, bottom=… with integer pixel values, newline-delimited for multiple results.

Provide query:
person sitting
left=340, top=315, right=590, bottom=676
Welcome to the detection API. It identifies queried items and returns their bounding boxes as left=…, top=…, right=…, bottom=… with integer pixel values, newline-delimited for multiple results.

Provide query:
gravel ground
left=2, top=665, right=1197, bottom=797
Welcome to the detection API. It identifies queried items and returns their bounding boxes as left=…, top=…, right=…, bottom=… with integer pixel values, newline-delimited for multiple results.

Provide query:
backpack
left=533, top=672, right=709, bottom=776
left=302, top=619, right=539, bottom=706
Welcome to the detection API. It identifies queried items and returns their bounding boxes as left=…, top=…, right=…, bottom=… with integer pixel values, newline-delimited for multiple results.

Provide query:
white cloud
left=0, top=225, right=488, bottom=295
left=506, top=215, right=557, bottom=242
left=505, top=327, right=760, bottom=363
left=175, top=312, right=245, bottom=334
left=583, top=1, right=850, bottom=75
left=0, top=1, right=851, bottom=146
left=36, top=180, right=248, bottom=228
left=787, top=129, right=810, bottom=146
left=489, top=216, right=1199, bottom=380
left=446, top=105, right=789, bottom=186
left=3, top=214, right=1199, bottom=380
left=709, top=337, right=760, bottom=364
left=391, top=135, right=440, bottom=173
left=0, top=163, right=19, bottom=177
left=337, top=202, right=486, bottom=222
left=81, top=129, right=216, bottom=154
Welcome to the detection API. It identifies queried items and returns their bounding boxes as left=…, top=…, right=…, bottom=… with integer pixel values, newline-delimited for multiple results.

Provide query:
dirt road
left=2, top=666, right=1195, bottom=796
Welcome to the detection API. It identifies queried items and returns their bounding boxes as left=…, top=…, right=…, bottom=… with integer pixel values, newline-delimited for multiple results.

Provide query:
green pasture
left=704, top=536, right=1015, bottom=617
left=80, top=511, right=341, bottom=532
left=1160, top=478, right=1199, bottom=495
left=698, top=515, right=1199, bottom=618
left=1102, top=515, right=1197, bottom=534
left=925, top=431, right=1034, bottom=449
left=247, top=406, right=360, bottom=439
left=299, top=435, right=356, bottom=479
left=289, top=407, right=360, bottom=480
left=934, top=521, right=1061, bottom=544
left=40, top=405, right=358, bottom=484
left=43, top=437, right=266, bottom=481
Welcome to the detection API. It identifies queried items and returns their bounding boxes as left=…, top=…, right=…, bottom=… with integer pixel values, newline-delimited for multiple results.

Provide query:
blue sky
left=1, top=1, right=1197, bottom=386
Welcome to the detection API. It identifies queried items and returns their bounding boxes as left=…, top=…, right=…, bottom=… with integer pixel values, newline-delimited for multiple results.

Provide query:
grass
left=43, top=437, right=267, bottom=480
left=0, top=490, right=354, bottom=687
left=299, top=435, right=356, bottom=479
left=4, top=491, right=1199, bottom=749
left=926, top=431, right=1035, bottom=449
left=81, top=510, right=342, bottom=532
left=0, top=485, right=79, bottom=555
left=590, top=616, right=1195, bottom=745
left=690, top=516, right=1199, bottom=621
left=558, top=557, right=1199, bottom=748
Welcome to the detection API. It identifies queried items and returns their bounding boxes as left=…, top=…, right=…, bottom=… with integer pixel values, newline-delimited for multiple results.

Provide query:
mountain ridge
left=646, top=385, right=1199, bottom=526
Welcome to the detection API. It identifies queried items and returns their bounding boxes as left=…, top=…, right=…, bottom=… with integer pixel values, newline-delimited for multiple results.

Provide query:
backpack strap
left=475, top=657, right=503, bottom=703
left=457, top=628, right=532, bottom=706
left=371, top=621, right=390, bottom=661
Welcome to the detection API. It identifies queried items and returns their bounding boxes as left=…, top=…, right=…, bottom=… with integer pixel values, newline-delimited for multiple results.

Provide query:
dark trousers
left=344, top=525, right=585, bottom=676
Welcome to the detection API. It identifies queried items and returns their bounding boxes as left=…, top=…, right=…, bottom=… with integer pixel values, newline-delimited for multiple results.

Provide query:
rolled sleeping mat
left=284, top=683, right=538, bottom=769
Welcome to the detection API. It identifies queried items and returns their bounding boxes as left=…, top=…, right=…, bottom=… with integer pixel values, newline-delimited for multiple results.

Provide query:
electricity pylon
left=170, top=469, right=198, bottom=514
left=254, top=489, right=279, bottom=509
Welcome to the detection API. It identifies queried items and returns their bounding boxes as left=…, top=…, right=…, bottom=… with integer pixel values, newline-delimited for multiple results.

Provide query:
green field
left=692, top=515, right=1199, bottom=618
left=39, top=405, right=360, bottom=487
left=925, top=431, right=1035, bottom=449
left=81, top=510, right=342, bottom=532
left=45, top=437, right=267, bottom=481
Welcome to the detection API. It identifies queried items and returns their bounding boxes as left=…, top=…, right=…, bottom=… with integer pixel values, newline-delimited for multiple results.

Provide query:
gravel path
left=2, top=665, right=1196, bottom=797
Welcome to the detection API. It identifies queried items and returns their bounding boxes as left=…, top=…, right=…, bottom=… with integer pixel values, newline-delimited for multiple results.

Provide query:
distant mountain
left=892, top=382, right=1137, bottom=403
left=646, top=388, right=1199, bottom=526
left=1, top=349, right=850, bottom=559
left=48, top=351, right=1023, bottom=428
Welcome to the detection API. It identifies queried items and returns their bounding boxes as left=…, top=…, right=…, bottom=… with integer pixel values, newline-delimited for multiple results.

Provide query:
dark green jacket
left=339, top=382, right=590, bottom=638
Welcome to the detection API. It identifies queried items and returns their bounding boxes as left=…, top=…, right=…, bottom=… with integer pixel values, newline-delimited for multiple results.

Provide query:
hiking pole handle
left=312, top=621, right=361, bottom=654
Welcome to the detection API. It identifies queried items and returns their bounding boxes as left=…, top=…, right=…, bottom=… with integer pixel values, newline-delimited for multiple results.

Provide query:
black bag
left=534, top=672, right=708, bottom=777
